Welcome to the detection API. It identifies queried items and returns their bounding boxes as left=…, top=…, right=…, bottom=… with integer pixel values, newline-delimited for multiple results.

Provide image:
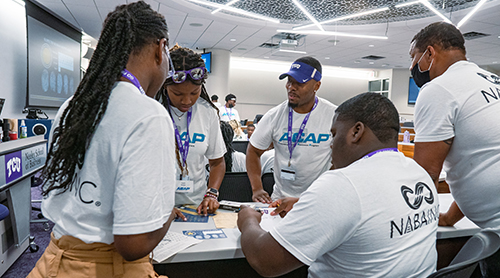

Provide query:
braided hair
left=155, top=46, right=219, bottom=175
left=220, top=121, right=234, bottom=172
left=41, top=1, right=169, bottom=196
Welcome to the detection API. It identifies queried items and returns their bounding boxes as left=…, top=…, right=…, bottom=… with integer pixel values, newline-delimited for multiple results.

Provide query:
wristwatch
left=206, top=187, right=219, bottom=198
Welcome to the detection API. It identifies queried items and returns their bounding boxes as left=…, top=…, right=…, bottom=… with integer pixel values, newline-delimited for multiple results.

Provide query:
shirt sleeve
left=269, top=172, right=361, bottom=265
left=205, top=108, right=227, bottom=160
left=414, top=83, right=459, bottom=142
left=112, top=114, right=176, bottom=235
left=249, top=110, right=275, bottom=151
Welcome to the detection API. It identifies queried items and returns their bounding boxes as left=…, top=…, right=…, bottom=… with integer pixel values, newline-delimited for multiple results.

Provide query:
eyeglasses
left=170, top=67, right=207, bottom=84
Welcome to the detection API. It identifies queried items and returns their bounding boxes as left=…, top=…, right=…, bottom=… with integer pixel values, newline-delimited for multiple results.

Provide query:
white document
left=152, top=231, right=202, bottom=262
left=259, top=207, right=283, bottom=232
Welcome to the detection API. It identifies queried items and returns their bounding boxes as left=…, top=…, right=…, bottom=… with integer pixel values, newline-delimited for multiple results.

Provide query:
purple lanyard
left=168, top=103, right=192, bottom=169
left=224, top=106, right=232, bottom=120
left=287, top=97, right=318, bottom=166
left=121, top=69, right=146, bottom=95
left=362, top=148, right=399, bottom=159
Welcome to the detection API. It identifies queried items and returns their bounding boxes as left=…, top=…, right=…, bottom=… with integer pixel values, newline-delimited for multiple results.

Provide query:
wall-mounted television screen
left=408, top=77, right=421, bottom=104
left=201, top=52, right=212, bottom=73
left=26, top=0, right=81, bottom=109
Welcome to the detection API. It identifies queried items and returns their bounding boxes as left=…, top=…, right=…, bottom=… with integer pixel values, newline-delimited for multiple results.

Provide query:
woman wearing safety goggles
left=156, top=45, right=226, bottom=219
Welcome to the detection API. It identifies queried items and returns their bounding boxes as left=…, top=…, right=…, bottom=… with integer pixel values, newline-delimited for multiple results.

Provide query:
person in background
left=246, top=123, right=255, bottom=140
left=211, top=94, right=222, bottom=108
left=246, top=56, right=336, bottom=203
left=220, top=120, right=247, bottom=172
left=156, top=45, right=226, bottom=217
left=238, top=93, right=438, bottom=278
left=228, top=119, right=248, bottom=141
left=410, top=22, right=500, bottom=274
left=253, top=114, right=263, bottom=128
left=29, top=2, right=175, bottom=277
left=219, top=93, right=240, bottom=122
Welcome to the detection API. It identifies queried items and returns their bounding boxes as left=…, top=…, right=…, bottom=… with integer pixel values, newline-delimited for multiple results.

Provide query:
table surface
left=158, top=194, right=480, bottom=264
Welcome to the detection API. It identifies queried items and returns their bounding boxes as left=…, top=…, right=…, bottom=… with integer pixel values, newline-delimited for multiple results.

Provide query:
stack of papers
left=152, top=231, right=202, bottom=262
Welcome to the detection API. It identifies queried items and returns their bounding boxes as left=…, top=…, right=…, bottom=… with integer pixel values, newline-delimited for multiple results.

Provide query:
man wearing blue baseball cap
left=246, top=56, right=337, bottom=203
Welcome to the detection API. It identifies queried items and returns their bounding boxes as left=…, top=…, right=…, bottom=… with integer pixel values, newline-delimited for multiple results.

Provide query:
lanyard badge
left=121, top=69, right=146, bottom=95
left=167, top=102, right=192, bottom=177
left=287, top=97, right=318, bottom=167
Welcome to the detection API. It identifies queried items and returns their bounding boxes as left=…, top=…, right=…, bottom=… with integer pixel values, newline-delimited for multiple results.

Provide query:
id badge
left=280, top=167, right=296, bottom=181
left=176, top=176, right=194, bottom=193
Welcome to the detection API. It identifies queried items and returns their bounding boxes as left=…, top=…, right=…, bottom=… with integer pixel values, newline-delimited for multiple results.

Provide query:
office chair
left=261, top=172, right=274, bottom=196
left=427, top=230, right=500, bottom=278
left=218, top=172, right=253, bottom=202
left=232, top=140, right=249, bottom=154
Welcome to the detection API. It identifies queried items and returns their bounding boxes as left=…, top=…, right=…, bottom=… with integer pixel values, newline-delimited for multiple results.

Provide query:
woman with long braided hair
left=29, top=2, right=175, bottom=277
left=156, top=45, right=226, bottom=217
left=220, top=120, right=247, bottom=172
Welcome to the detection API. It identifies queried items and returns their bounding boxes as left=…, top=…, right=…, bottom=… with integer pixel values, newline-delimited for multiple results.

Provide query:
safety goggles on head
left=170, top=67, right=207, bottom=84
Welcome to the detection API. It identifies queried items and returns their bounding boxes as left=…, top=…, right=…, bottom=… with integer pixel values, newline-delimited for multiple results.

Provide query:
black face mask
left=411, top=62, right=431, bottom=88
left=410, top=49, right=433, bottom=88
left=228, top=103, right=234, bottom=108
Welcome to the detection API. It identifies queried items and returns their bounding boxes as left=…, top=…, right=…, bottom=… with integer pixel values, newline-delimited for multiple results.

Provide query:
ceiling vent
left=362, top=55, right=385, bottom=60
left=463, top=31, right=490, bottom=40
left=259, top=42, right=279, bottom=48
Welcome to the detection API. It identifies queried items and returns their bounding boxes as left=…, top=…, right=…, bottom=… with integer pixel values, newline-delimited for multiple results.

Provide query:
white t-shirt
left=42, top=82, right=176, bottom=244
left=260, top=149, right=275, bottom=175
left=231, top=151, right=246, bottom=172
left=249, top=97, right=336, bottom=199
left=172, top=98, right=226, bottom=205
left=270, top=151, right=438, bottom=277
left=219, top=106, right=240, bottom=122
left=414, top=61, right=500, bottom=231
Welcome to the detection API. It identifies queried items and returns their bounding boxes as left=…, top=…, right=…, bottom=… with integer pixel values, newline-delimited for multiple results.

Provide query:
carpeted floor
left=2, top=184, right=54, bottom=278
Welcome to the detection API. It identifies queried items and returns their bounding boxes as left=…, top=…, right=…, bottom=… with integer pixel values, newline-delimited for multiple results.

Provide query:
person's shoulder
left=266, top=100, right=289, bottom=115
left=110, top=82, right=168, bottom=117
left=317, top=97, right=337, bottom=110
left=196, top=98, right=219, bottom=116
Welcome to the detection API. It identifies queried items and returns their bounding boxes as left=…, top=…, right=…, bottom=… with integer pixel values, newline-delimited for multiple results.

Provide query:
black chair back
left=232, top=140, right=249, bottom=154
left=218, top=172, right=253, bottom=202
left=427, top=230, right=500, bottom=278
left=261, top=172, right=274, bottom=196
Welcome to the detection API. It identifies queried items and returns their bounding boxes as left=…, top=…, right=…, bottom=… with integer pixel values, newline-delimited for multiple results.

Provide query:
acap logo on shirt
left=179, top=132, right=206, bottom=143
left=278, top=132, right=330, bottom=145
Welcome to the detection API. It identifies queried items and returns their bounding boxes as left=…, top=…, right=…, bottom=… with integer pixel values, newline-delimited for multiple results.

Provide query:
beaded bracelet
left=204, top=194, right=218, bottom=201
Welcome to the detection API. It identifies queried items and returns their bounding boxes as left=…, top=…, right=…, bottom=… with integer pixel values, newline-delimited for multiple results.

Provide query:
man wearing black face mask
left=219, top=93, right=241, bottom=122
left=410, top=22, right=500, bottom=274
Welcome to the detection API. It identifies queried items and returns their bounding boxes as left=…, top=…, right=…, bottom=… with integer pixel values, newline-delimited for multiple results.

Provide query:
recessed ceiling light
left=354, top=60, right=361, bottom=63
left=493, top=61, right=498, bottom=64
left=369, top=62, right=375, bottom=64
left=264, top=56, right=270, bottom=59
left=189, top=23, right=203, bottom=27
left=230, top=38, right=237, bottom=42
left=325, top=57, right=330, bottom=59
left=237, top=48, right=247, bottom=50
left=369, top=44, right=374, bottom=47
left=498, top=35, right=500, bottom=39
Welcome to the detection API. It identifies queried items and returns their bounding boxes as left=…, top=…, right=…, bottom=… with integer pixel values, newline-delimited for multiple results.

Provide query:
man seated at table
left=238, top=93, right=439, bottom=277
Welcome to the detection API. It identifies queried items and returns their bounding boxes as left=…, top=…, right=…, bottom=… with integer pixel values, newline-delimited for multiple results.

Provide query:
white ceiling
left=36, top=0, right=500, bottom=70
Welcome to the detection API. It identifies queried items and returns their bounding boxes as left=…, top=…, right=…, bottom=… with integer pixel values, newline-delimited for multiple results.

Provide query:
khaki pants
left=28, top=233, right=167, bottom=278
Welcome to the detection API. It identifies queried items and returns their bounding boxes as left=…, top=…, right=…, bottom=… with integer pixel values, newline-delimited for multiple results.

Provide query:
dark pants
left=481, top=248, right=500, bottom=278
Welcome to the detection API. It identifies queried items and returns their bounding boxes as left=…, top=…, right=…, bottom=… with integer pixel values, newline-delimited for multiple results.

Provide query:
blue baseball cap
left=279, top=61, right=322, bottom=83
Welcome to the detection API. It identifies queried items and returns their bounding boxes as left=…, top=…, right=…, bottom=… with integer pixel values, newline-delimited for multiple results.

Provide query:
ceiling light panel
left=190, top=0, right=483, bottom=25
